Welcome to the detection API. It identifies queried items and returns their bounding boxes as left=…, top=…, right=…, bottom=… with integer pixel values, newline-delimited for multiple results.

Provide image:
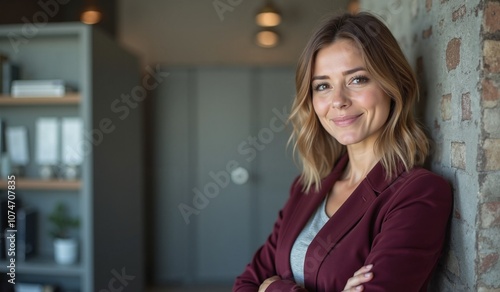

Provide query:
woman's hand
left=342, top=264, right=374, bottom=291
left=258, top=275, right=281, bottom=292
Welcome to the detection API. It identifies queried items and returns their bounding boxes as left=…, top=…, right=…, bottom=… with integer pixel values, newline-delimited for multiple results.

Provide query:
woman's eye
left=351, top=75, right=369, bottom=85
left=313, top=83, right=329, bottom=91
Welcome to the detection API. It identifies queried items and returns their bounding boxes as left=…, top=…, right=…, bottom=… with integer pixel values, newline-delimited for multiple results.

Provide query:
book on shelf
left=11, top=80, right=71, bottom=98
left=17, top=206, right=38, bottom=261
left=0, top=54, right=6, bottom=94
left=2, top=61, right=20, bottom=95
left=15, top=283, right=58, bottom=292
left=6, top=126, right=29, bottom=166
left=35, top=118, right=60, bottom=165
left=0, top=198, right=7, bottom=260
left=0, top=54, right=19, bottom=95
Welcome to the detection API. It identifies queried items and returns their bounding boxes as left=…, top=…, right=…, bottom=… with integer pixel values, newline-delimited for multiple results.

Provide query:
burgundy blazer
left=233, top=154, right=452, bottom=292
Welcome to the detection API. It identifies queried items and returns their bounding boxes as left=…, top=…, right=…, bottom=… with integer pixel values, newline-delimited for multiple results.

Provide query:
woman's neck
left=343, top=145, right=380, bottom=185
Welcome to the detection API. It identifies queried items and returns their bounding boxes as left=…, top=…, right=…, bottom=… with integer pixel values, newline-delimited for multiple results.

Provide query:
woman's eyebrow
left=311, top=67, right=366, bottom=81
left=342, top=67, right=365, bottom=76
left=311, top=75, right=329, bottom=81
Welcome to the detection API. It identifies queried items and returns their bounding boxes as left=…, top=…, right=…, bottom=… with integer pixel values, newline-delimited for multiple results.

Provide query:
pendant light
left=255, top=29, right=280, bottom=48
left=256, top=0, right=281, bottom=27
left=347, top=0, right=360, bottom=15
left=81, top=0, right=102, bottom=25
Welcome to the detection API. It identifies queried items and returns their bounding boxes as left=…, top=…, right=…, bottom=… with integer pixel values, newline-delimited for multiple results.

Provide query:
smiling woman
left=233, top=12, right=452, bottom=292
left=311, top=39, right=392, bottom=148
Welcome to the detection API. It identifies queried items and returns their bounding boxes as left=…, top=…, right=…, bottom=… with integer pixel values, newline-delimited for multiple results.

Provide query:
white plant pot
left=54, top=238, right=78, bottom=265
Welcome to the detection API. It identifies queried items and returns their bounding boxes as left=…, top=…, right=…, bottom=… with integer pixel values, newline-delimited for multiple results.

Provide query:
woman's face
left=311, top=39, right=391, bottom=149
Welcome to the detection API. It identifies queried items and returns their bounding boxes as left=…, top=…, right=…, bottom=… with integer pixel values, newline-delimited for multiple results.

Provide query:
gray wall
left=149, top=66, right=299, bottom=285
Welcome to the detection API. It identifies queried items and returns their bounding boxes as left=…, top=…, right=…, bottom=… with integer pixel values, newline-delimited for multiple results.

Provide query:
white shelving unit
left=0, top=23, right=144, bottom=292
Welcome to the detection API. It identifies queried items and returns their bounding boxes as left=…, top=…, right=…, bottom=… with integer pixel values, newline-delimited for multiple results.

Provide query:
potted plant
left=48, top=202, right=79, bottom=265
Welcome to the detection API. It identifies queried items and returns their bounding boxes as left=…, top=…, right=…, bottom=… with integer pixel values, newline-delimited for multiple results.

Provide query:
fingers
left=343, top=264, right=374, bottom=291
left=258, top=275, right=281, bottom=292
left=352, top=264, right=373, bottom=277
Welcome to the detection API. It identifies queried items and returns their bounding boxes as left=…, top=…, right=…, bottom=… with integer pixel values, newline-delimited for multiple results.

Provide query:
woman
left=233, top=12, right=452, bottom=292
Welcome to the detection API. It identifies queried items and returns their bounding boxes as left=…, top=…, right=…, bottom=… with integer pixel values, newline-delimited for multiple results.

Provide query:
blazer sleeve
left=233, top=177, right=307, bottom=292
left=362, top=171, right=452, bottom=291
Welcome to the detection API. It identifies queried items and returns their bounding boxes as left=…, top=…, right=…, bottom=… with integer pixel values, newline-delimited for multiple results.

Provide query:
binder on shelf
left=0, top=54, right=6, bottom=93
left=0, top=198, right=7, bottom=260
left=17, top=206, right=38, bottom=261
left=62, top=118, right=84, bottom=165
left=11, top=80, right=70, bottom=98
left=6, top=126, right=29, bottom=166
left=15, top=283, right=58, bottom=292
left=35, top=118, right=59, bottom=165
left=0, top=117, right=4, bottom=152
left=2, top=61, right=19, bottom=95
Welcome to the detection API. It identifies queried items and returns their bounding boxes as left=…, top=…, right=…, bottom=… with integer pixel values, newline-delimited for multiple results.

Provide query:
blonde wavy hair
left=289, top=12, right=429, bottom=192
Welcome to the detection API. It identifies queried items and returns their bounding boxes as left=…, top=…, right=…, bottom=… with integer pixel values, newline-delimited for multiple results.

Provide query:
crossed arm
left=258, top=265, right=374, bottom=292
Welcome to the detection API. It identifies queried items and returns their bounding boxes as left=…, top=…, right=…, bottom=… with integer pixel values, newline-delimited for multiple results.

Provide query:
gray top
left=290, top=196, right=330, bottom=287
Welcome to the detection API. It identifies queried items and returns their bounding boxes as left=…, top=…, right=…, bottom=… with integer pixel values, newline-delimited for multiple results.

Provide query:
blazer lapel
left=302, top=159, right=404, bottom=290
left=277, top=155, right=349, bottom=279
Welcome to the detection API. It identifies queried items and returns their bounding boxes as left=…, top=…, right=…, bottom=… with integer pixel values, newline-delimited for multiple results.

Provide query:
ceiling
left=118, top=0, right=350, bottom=66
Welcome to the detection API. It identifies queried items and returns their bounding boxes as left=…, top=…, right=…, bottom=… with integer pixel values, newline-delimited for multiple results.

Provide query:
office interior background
left=0, top=0, right=498, bottom=291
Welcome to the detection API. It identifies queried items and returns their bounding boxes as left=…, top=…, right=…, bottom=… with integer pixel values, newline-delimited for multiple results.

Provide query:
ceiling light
left=255, top=30, right=279, bottom=48
left=81, top=1, right=102, bottom=25
left=256, top=1, right=281, bottom=27
left=347, top=0, right=360, bottom=15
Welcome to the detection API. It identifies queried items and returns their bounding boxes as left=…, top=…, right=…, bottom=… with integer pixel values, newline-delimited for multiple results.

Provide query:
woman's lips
left=331, top=114, right=363, bottom=127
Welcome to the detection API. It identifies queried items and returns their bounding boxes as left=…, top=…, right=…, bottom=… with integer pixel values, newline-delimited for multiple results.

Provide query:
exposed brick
left=441, top=93, right=452, bottom=120
left=484, top=108, right=500, bottom=137
left=461, top=92, right=472, bottom=121
left=422, top=26, right=433, bottom=39
left=478, top=287, right=500, bottom=292
left=484, top=40, right=500, bottom=73
left=481, top=202, right=500, bottom=228
left=426, top=0, right=432, bottom=12
left=482, top=78, right=500, bottom=108
left=484, top=1, right=500, bottom=33
left=452, top=5, right=467, bottom=21
left=478, top=231, right=497, bottom=251
left=479, top=252, right=499, bottom=274
left=479, top=253, right=499, bottom=274
left=446, top=38, right=461, bottom=71
left=481, top=139, right=500, bottom=171
left=480, top=172, right=500, bottom=200
left=478, top=253, right=499, bottom=274
left=451, top=141, right=466, bottom=169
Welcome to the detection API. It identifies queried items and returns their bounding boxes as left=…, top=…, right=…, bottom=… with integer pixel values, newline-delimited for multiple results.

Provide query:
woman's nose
left=330, top=87, right=350, bottom=109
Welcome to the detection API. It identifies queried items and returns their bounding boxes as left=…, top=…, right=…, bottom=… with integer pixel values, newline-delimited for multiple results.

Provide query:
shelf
left=0, top=179, right=81, bottom=191
left=0, top=256, right=82, bottom=276
left=0, top=93, right=80, bottom=105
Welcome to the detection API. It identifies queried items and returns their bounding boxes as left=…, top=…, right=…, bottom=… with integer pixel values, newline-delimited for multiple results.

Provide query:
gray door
left=195, top=68, right=254, bottom=281
left=152, top=67, right=298, bottom=284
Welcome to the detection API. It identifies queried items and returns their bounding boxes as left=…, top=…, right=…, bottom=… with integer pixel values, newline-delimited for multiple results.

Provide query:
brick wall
left=361, top=0, right=499, bottom=291
left=478, top=1, right=500, bottom=291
